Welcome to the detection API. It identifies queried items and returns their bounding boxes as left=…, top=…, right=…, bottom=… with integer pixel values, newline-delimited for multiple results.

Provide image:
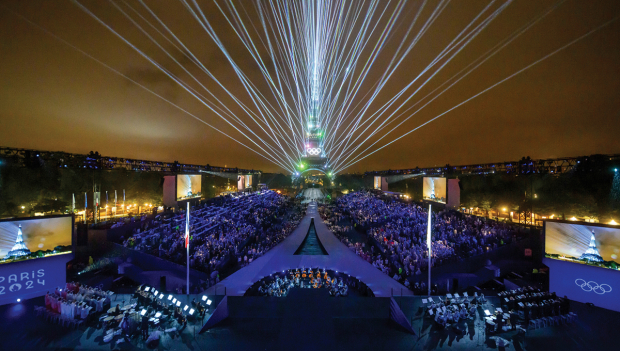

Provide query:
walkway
left=294, top=218, right=328, bottom=255
left=205, top=202, right=408, bottom=297
left=301, top=188, right=325, bottom=203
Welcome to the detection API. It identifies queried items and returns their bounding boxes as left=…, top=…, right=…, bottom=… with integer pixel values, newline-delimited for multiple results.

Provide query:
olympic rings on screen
left=575, top=279, right=612, bottom=294
left=307, top=148, right=321, bottom=156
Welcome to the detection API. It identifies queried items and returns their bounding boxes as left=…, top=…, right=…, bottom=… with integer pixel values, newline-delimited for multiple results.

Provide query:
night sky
left=1, top=1, right=619, bottom=173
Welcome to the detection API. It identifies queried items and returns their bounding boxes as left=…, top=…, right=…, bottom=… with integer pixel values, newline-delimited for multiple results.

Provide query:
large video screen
left=423, top=177, right=447, bottom=203
left=545, top=221, right=620, bottom=271
left=176, top=174, right=202, bottom=201
left=237, top=175, right=245, bottom=191
left=0, top=216, right=72, bottom=265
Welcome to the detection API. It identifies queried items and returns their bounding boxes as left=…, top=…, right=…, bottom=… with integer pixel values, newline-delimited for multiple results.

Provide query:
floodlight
left=144, top=287, right=150, bottom=292
left=17, top=298, right=21, bottom=302
left=206, top=299, right=212, bottom=306
left=484, top=310, right=491, bottom=316
left=172, top=298, right=177, bottom=304
left=167, top=295, right=173, bottom=300
left=176, top=301, right=181, bottom=307
left=140, top=309, right=147, bottom=316
left=189, top=309, right=195, bottom=315
left=155, top=312, right=162, bottom=318
left=183, top=305, right=189, bottom=311
left=201, top=295, right=207, bottom=301
left=159, top=294, right=164, bottom=299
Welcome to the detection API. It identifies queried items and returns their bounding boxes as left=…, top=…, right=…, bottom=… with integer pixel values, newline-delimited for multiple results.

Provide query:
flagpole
left=186, top=201, right=190, bottom=298
left=84, top=192, right=87, bottom=224
left=427, top=204, right=432, bottom=297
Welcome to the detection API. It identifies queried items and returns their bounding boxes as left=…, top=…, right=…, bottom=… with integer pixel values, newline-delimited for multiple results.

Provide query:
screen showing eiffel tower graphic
left=0, top=216, right=72, bottom=265
left=176, top=174, right=202, bottom=201
left=545, top=221, right=620, bottom=271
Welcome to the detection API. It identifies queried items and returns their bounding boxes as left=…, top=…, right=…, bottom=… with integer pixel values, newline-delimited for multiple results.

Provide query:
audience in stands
left=320, top=191, right=526, bottom=288
left=122, top=191, right=304, bottom=288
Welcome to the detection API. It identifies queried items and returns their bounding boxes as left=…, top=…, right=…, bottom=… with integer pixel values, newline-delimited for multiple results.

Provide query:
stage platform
left=2, top=293, right=619, bottom=350
left=206, top=201, right=408, bottom=297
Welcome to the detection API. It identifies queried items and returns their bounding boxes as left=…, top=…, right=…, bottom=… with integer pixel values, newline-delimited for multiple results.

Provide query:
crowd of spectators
left=122, top=191, right=304, bottom=289
left=320, top=190, right=527, bottom=289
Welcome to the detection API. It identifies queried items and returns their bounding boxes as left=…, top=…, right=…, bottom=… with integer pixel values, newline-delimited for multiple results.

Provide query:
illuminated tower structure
left=6, top=225, right=31, bottom=259
left=300, top=100, right=329, bottom=173
left=429, top=178, right=435, bottom=199
left=579, top=231, right=604, bottom=263
left=299, top=3, right=329, bottom=175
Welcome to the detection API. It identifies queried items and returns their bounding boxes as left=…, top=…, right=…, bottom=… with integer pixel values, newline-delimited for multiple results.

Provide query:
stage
left=206, top=201, right=408, bottom=297
left=193, top=295, right=620, bottom=350
left=2, top=293, right=619, bottom=350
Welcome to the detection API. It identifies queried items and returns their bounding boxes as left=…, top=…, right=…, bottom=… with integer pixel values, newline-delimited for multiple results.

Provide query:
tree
left=479, top=193, right=496, bottom=217
left=610, top=172, right=620, bottom=210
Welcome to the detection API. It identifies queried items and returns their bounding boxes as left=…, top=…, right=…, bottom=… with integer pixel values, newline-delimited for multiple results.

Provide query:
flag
left=185, top=202, right=190, bottom=248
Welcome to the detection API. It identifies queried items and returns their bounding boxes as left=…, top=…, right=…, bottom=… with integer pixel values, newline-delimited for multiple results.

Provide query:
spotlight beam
left=334, top=13, right=619, bottom=173
left=5, top=4, right=294, bottom=173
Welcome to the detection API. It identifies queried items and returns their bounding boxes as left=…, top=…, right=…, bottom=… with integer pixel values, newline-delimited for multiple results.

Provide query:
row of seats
left=35, top=306, right=87, bottom=329
left=529, top=312, right=578, bottom=329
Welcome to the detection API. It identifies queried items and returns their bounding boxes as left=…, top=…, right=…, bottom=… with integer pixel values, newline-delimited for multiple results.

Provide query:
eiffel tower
left=6, top=225, right=31, bottom=259
left=298, top=43, right=330, bottom=177
left=579, top=231, right=604, bottom=263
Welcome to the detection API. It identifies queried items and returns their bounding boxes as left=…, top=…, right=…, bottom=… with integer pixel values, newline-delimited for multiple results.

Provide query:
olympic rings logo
left=575, top=279, right=612, bottom=295
left=307, top=148, right=321, bottom=156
